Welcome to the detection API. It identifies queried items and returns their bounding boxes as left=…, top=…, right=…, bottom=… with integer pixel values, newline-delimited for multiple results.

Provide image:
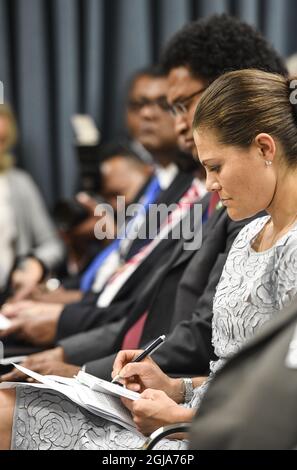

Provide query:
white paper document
left=0, top=313, right=11, bottom=330
left=75, top=370, right=140, bottom=401
left=2, top=364, right=140, bottom=433
left=0, top=356, right=27, bottom=366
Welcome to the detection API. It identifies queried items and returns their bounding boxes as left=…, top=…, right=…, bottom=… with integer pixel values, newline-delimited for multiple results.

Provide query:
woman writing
left=1, top=69, right=297, bottom=449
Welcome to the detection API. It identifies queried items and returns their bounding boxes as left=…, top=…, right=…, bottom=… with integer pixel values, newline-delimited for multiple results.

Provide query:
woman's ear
left=254, top=133, right=276, bottom=164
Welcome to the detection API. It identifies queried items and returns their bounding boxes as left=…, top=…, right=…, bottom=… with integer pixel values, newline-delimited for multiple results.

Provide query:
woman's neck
left=267, top=168, right=297, bottom=233
left=253, top=168, right=297, bottom=252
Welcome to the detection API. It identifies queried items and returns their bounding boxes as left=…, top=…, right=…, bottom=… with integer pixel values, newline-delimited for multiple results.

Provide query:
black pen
left=111, top=335, right=166, bottom=384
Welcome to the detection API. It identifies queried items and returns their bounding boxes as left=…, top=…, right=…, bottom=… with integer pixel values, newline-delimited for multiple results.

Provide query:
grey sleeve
left=15, top=171, right=65, bottom=270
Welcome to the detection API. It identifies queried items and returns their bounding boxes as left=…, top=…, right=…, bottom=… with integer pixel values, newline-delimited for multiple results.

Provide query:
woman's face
left=193, top=129, right=277, bottom=221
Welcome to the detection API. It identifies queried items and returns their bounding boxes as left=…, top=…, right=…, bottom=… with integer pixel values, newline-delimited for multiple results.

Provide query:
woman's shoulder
left=8, top=167, right=32, bottom=180
left=276, top=222, right=297, bottom=258
left=232, top=215, right=270, bottom=247
left=7, top=167, right=38, bottom=190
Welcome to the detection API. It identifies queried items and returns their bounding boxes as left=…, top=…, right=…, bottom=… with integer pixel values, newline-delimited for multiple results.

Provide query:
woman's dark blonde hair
left=192, top=69, right=297, bottom=167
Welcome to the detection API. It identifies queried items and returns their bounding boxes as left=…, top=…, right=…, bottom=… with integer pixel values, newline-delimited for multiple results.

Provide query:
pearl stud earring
left=265, top=160, right=272, bottom=166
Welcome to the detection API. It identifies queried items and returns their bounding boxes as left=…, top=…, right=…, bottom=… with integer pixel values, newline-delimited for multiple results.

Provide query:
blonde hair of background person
left=0, top=104, right=17, bottom=172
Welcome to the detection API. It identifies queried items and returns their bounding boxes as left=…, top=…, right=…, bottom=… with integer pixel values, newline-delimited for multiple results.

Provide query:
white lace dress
left=11, top=216, right=297, bottom=450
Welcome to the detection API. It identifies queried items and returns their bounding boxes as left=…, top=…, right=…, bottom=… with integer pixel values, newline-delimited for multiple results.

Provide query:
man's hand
left=1, top=301, right=63, bottom=319
left=0, top=305, right=63, bottom=346
left=11, top=258, right=44, bottom=301
left=1, top=300, right=37, bottom=318
left=31, top=286, right=83, bottom=305
left=112, top=350, right=181, bottom=401
left=0, top=347, right=67, bottom=382
left=121, top=389, right=195, bottom=436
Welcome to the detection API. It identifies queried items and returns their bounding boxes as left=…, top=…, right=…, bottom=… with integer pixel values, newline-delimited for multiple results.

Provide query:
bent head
left=192, top=69, right=297, bottom=220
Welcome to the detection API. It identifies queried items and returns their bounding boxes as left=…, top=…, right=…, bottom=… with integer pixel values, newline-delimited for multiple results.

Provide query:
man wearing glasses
left=125, top=65, right=181, bottom=169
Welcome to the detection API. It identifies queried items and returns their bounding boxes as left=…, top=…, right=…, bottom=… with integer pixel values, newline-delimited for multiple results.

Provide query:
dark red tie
left=121, top=312, right=148, bottom=350
left=121, top=183, right=206, bottom=350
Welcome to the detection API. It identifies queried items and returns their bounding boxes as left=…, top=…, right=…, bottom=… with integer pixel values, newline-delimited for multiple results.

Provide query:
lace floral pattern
left=211, top=216, right=297, bottom=367
left=189, top=216, right=297, bottom=408
left=190, top=215, right=297, bottom=406
left=12, top=387, right=187, bottom=450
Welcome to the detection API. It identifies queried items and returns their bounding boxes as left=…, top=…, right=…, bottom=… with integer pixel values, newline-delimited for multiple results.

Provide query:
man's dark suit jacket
left=189, top=298, right=297, bottom=450
left=2, top=171, right=193, bottom=358
left=59, top=207, right=260, bottom=380
left=57, top=191, right=209, bottom=358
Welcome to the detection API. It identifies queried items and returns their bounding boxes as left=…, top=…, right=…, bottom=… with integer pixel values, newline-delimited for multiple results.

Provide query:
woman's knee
left=0, top=389, right=16, bottom=450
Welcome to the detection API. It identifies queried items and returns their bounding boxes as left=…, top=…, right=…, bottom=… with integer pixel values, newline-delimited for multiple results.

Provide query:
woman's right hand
left=112, top=350, right=182, bottom=401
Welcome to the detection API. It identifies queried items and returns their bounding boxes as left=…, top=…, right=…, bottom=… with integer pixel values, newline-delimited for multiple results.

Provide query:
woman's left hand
left=122, top=389, right=194, bottom=436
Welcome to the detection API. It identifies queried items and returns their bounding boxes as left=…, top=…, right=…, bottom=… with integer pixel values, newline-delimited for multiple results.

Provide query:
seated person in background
left=50, top=65, right=169, bottom=280
left=1, top=68, right=297, bottom=449
left=0, top=104, right=64, bottom=304
left=0, top=14, right=287, bottom=380
left=8, top=65, right=182, bottom=304
left=124, top=65, right=187, bottom=170
left=0, top=66, right=199, bottom=349
left=30, top=142, right=155, bottom=305
left=5, top=63, right=184, bottom=307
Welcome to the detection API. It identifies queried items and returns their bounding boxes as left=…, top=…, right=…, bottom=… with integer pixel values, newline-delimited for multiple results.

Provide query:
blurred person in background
left=126, top=66, right=182, bottom=167
left=21, top=65, right=178, bottom=298
left=0, top=65, right=197, bottom=347
left=31, top=142, right=155, bottom=304
left=23, top=65, right=184, bottom=302
left=0, top=104, right=64, bottom=304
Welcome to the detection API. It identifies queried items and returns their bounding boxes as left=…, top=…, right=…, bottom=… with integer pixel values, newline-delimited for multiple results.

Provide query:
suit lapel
left=170, top=193, right=211, bottom=268
left=157, top=171, right=194, bottom=206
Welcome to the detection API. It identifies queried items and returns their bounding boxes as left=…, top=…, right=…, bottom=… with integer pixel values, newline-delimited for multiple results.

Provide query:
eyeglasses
left=127, top=97, right=170, bottom=113
left=168, top=88, right=206, bottom=117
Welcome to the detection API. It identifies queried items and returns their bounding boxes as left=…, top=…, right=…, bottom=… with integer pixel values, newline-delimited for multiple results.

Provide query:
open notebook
left=0, top=364, right=141, bottom=433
